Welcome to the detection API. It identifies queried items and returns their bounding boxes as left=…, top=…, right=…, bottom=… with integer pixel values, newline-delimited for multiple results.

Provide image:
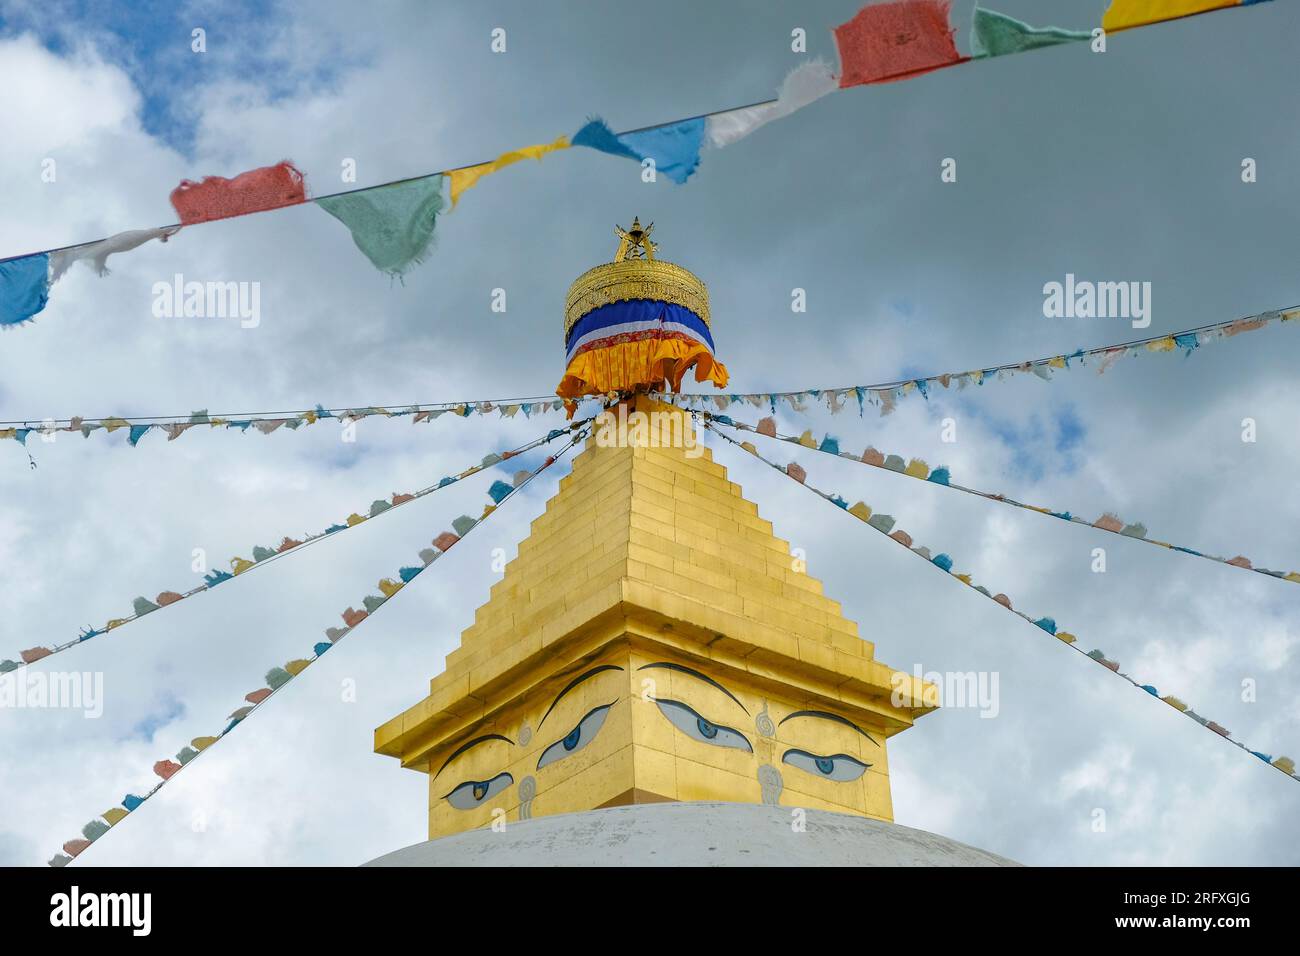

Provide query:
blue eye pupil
left=472, top=781, right=488, bottom=800
left=563, top=726, right=582, bottom=751
left=815, top=756, right=835, bottom=775
left=696, top=717, right=718, bottom=739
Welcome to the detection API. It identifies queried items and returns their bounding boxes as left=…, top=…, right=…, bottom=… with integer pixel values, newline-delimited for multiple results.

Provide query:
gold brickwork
left=376, top=397, right=935, bottom=839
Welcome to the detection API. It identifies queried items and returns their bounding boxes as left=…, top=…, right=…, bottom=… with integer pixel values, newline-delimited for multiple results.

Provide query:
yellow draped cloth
left=556, top=336, right=728, bottom=403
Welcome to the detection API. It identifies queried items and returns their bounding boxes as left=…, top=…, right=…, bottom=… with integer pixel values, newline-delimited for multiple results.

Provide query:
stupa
left=371, top=221, right=1016, bottom=865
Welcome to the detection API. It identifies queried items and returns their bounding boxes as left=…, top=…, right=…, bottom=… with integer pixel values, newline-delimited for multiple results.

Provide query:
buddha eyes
left=443, top=772, right=513, bottom=810
left=537, top=703, right=615, bottom=770
left=782, top=749, right=870, bottom=782
left=654, top=699, right=752, bottom=753
left=440, top=695, right=867, bottom=811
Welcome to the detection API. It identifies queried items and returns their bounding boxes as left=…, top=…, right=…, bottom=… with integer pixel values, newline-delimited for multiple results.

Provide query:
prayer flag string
left=0, top=395, right=592, bottom=450
left=3, top=422, right=589, bottom=675
left=1, top=1, right=1274, bottom=326
left=45, top=424, right=590, bottom=867
left=660, top=304, right=1298, bottom=416
left=704, top=412, right=1300, bottom=587
left=705, top=421, right=1299, bottom=788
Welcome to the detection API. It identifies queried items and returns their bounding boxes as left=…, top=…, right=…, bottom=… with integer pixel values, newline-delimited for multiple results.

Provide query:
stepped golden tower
left=375, top=222, right=937, bottom=843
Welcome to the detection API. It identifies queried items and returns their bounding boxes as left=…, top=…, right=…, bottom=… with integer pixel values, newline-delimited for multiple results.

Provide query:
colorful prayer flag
left=448, top=136, right=570, bottom=207
left=170, top=160, right=306, bottom=225
left=1102, top=0, right=1241, bottom=33
left=316, top=175, right=446, bottom=277
left=572, top=117, right=705, bottom=184
left=0, top=253, right=50, bottom=327
left=970, top=7, right=1091, bottom=58
left=48, top=227, right=180, bottom=282
left=705, top=60, right=838, bottom=149
left=833, top=0, right=963, bottom=88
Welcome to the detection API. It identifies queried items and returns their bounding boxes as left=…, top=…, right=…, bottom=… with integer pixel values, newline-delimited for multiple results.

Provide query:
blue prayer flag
left=0, top=253, right=50, bottom=327
left=572, top=117, right=705, bottom=185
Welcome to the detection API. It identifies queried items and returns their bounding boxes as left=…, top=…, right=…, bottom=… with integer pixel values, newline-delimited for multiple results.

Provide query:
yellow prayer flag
left=448, top=165, right=492, bottom=206
left=449, top=135, right=570, bottom=207
left=102, top=808, right=129, bottom=826
left=1146, top=336, right=1176, bottom=352
left=1102, top=0, right=1239, bottom=33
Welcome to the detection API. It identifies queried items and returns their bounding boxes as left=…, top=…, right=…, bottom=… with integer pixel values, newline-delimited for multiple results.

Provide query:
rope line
left=4, top=422, right=590, bottom=675
left=704, top=412, right=1300, bottom=588
left=0, top=99, right=780, bottom=266
left=0, top=393, right=596, bottom=429
left=705, top=421, right=1299, bottom=787
left=661, top=303, right=1298, bottom=402
left=55, top=424, right=589, bottom=866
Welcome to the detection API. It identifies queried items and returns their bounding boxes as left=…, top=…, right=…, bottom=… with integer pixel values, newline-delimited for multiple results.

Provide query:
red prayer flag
left=169, top=160, right=306, bottom=225
left=834, top=0, right=963, bottom=88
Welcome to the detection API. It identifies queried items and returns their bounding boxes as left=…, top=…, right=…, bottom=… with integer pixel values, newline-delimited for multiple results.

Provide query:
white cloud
left=2, top=0, right=1298, bottom=868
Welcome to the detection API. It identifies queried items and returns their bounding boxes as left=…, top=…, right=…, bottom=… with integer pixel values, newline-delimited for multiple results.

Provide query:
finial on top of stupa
left=556, top=218, right=728, bottom=408
left=613, top=216, right=657, bottom=261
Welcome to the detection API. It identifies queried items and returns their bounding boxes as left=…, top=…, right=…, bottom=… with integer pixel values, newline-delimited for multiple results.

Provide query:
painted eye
left=655, top=699, right=752, bottom=752
left=537, top=703, right=614, bottom=770
left=443, top=772, right=513, bottom=810
left=782, top=749, right=869, bottom=782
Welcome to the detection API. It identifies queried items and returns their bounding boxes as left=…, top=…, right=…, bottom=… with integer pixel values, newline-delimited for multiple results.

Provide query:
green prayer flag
left=316, top=174, right=446, bottom=277
left=971, top=6, right=1090, bottom=59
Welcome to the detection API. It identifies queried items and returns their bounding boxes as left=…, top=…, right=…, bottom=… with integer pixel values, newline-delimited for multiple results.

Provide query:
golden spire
left=613, top=216, right=657, bottom=261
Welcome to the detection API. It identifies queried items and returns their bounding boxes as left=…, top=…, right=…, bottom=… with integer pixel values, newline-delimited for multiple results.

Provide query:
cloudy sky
left=2, top=0, right=1298, bottom=867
